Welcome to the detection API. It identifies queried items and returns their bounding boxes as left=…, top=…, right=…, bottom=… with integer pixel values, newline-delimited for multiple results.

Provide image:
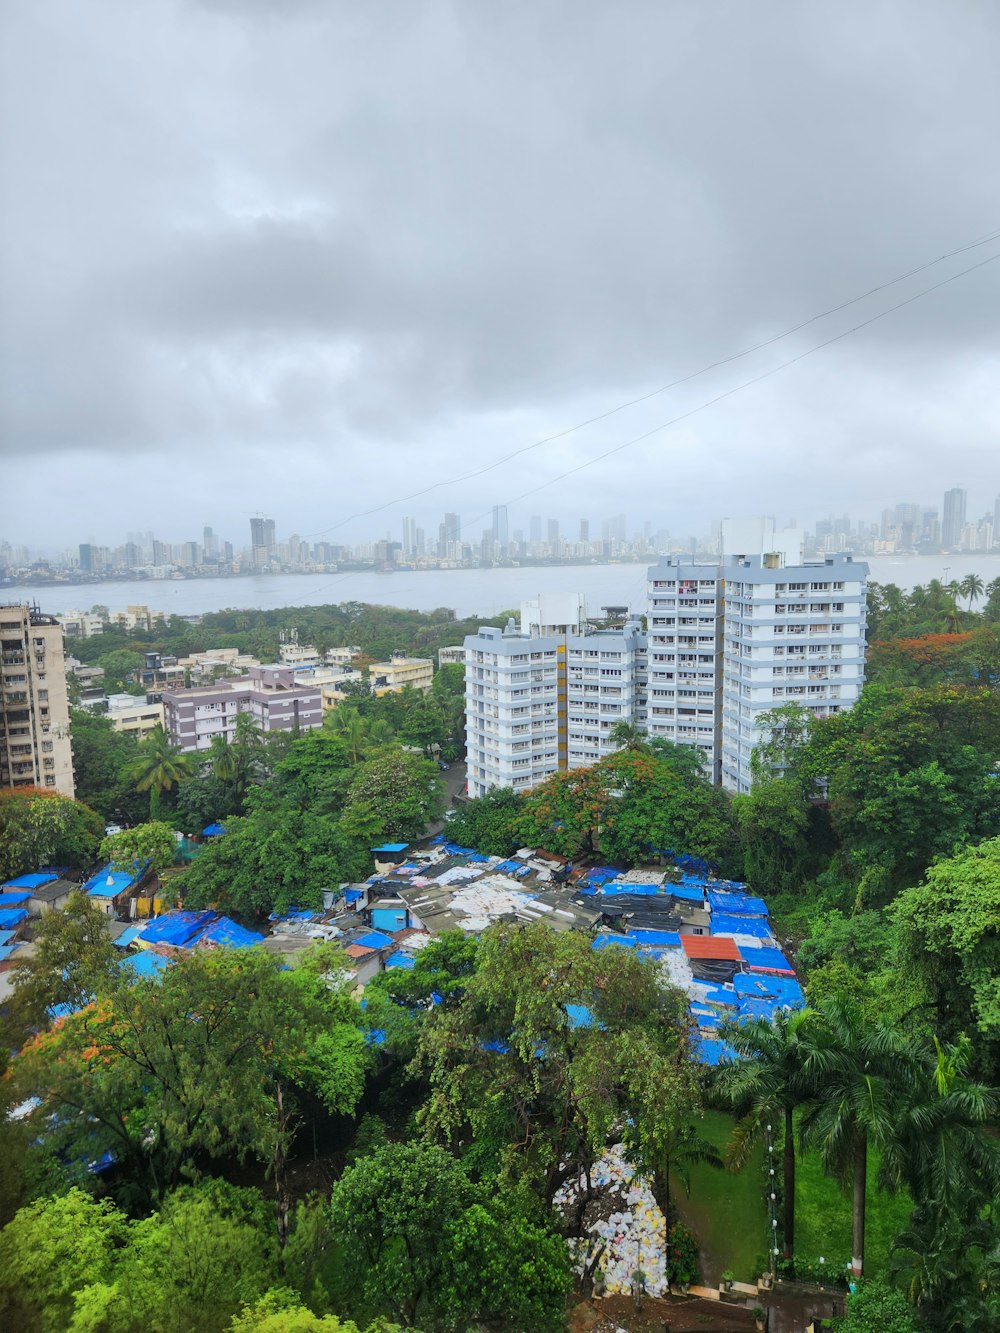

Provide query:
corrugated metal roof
left=681, top=934, right=741, bottom=961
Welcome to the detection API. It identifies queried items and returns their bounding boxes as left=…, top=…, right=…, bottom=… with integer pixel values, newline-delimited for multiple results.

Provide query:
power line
left=300, top=225, right=1000, bottom=539
left=462, top=245, right=1000, bottom=526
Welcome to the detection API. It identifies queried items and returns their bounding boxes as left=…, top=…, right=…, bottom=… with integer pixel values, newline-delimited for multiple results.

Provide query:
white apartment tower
left=566, top=617, right=647, bottom=769
left=720, top=552, right=867, bottom=792
left=464, top=531, right=868, bottom=798
left=0, top=604, right=75, bottom=796
left=646, top=560, right=724, bottom=781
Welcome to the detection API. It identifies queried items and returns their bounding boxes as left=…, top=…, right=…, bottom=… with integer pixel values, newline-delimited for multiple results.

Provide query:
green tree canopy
left=9, top=947, right=369, bottom=1207
left=414, top=922, right=699, bottom=1212
left=0, top=787, right=103, bottom=882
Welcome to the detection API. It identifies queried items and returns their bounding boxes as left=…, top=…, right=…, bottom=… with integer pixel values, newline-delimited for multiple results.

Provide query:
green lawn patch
left=671, top=1112, right=911, bottom=1286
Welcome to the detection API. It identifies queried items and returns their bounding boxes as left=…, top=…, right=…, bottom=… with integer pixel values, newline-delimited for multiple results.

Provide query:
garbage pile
left=555, top=1143, right=669, bottom=1298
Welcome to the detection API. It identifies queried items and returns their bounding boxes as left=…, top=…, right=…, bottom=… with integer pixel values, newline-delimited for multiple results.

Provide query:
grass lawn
left=794, top=1141, right=912, bottom=1277
left=673, top=1111, right=911, bottom=1285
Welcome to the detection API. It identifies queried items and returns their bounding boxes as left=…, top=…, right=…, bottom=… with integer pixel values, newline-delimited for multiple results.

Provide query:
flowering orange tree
left=8, top=946, right=368, bottom=1207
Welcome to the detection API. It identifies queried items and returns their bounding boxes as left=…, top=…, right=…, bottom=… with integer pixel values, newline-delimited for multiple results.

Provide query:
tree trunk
left=851, top=1134, right=867, bottom=1277
left=782, top=1103, right=795, bottom=1261
left=274, top=1082, right=292, bottom=1252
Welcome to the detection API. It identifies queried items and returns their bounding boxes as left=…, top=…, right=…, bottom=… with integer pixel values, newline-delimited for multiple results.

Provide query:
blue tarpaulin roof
left=733, top=972, right=805, bottom=1008
left=354, top=930, right=394, bottom=949
left=2, top=872, right=58, bottom=889
left=202, top=822, right=227, bottom=836
left=697, top=983, right=739, bottom=1008
left=121, top=952, right=172, bottom=980
left=364, top=1029, right=386, bottom=1046
left=197, top=917, right=264, bottom=948
left=0, top=929, right=15, bottom=946
left=690, top=1005, right=723, bottom=1028
left=0, top=944, right=22, bottom=962
left=592, top=932, right=639, bottom=949
left=344, top=887, right=364, bottom=904
left=83, top=865, right=139, bottom=898
left=138, top=910, right=216, bottom=947
left=695, top=1036, right=737, bottom=1066
left=711, top=913, right=773, bottom=939
left=628, top=928, right=682, bottom=947
left=372, top=842, right=409, bottom=853
left=741, top=945, right=795, bottom=975
left=566, top=1003, right=596, bottom=1029
left=113, top=924, right=145, bottom=947
left=481, top=1037, right=512, bottom=1054
left=671, top=882, right=707, bottom=901
left=707, top=889, right=770, bottom=916
left=384, top=950, right=416, bottom=969
left=599, top=883, right=662, bottom=897
left=0, top=890, right=32, bottom=906
left=0, top=908, right=28, bottom=929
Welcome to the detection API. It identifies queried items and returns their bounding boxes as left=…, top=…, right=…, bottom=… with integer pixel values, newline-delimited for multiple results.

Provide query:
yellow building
left=369, top=652, right=434, bottom=696
left=106, top=696, right=165, bottom=740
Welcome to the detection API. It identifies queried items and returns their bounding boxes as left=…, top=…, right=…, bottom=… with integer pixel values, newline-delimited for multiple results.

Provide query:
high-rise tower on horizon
left=942, top=488, right=967, bottom=549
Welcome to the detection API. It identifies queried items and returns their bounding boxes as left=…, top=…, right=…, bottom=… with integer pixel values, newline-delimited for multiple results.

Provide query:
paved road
left=425, top=760, right=467, bottom=837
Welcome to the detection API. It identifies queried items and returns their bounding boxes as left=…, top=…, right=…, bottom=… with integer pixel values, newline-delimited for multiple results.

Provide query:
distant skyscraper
left=402, top=516, right=417, bottom=557
left=547, top=519, right=560, bottom=545
left=994, top=495, right=1000, bottom=549
left=79, top=543, right=95, bottom=573
left=579, top=519, right=590, bottom=543
left=250, top=514, right=275, bottom=567
left=529, top=515, right=543, bottom=545
left=491, top=505, right=509, bottom=553
left=942, top=488, right=967, bottom=548
left=203, top=526, right=218, bottom=560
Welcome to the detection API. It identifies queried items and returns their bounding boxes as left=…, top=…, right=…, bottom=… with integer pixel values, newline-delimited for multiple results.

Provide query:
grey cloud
left=1, top=0, right=999, bottom=545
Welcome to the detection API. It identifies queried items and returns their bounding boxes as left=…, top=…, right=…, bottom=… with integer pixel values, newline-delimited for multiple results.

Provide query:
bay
left=5, top=552, right=1000, bottom=623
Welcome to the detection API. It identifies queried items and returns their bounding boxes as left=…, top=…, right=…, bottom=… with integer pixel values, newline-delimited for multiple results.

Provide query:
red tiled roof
left=680, top=933, right=741, bottom=961
left=345, top=944, right=375, bottom=959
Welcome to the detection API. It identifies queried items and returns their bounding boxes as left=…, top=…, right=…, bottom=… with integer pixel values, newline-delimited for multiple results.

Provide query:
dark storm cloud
left=1, top=0, right=998, bottom=545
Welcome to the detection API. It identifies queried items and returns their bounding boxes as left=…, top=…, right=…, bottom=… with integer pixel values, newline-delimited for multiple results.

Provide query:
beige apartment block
left=105, top=695, right=165, bottom=741
left=369, top=652, right=434, bottom=695
left=0, top=604, right=75, bottom=797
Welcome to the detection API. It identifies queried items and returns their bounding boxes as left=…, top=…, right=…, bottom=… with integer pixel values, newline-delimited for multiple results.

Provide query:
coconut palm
left=798, top=995, right=916, bottom=1278
left=960, top=572, right=985, bottom=612
left=327, top=704, right=368, bottom=763
left=887, top=1035, right=1000, bottom=1221
left=609, top=721, right=650, bottom=753
left=716, top=1007, right=815, bottom=1261
left=130, top=725, right=195, bottom=820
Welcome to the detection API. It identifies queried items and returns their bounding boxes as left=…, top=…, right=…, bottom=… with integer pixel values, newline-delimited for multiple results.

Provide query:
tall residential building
left=942, top=488, right=967, bottom=549
left=547, top=519, right=560, bottom=546
left=402, top=516, right=417, bottom=557
left=464, top=534, right=868, bottom=797
left=0, top=604, right=75, bottom=796
left=529, top=515, right=543, bottom=545
left=646, top=559, right=725, bottom=780
left=719, top=552, right=868, bottom=793
left=566, top=617, right=647, bottom=769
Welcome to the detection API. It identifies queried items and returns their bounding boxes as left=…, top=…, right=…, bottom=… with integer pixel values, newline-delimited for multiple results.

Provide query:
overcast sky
left=2, top=0, right=999, bottom=552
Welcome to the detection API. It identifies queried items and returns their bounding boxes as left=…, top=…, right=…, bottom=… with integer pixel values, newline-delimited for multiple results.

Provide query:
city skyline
left=5, top=482, right=1000, bottom=576
left=2, top=5, right=999, bottom=553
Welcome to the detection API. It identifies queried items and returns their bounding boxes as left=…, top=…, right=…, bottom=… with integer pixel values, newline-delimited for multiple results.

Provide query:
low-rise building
left=369, top=652, right=434, bottom=695
left=105, top=694, right=165, bottom=740
left=162, top=664, right=323, bottom=752
left=438, top=645, right=466, bottom=668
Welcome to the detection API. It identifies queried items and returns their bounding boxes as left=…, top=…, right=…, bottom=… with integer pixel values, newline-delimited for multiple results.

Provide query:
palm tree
left=716, top=1007, right=814, bottom=1261
left=130, top=725, right=194, bottom=820
left=628, top=1120, right=723, bottom=1224
left=328, top=705, right=368, bottom=763
left=887, top=1035, right=1000, bottom=1221
left=608, top=720, right=649, bottom=753
left=798, top=995, right=916, bottom=1278
left=208, top=734, right=237, bottom=783
left=960, top=572, right=985, bottom=613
